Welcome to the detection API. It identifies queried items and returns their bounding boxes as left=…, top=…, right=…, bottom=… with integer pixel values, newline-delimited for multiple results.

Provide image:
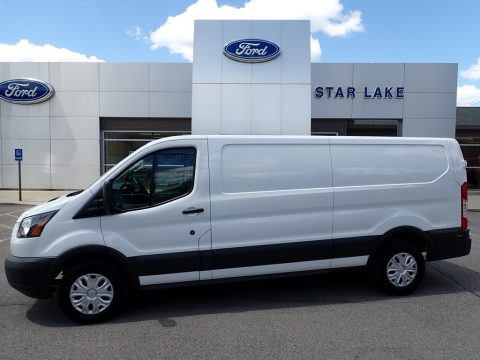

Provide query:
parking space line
left=471, top=232, right=480, bottom=239
left=0, top=213, right=20, bottom=219
left=0, top=238, right=9, bottom=244
left=0, top=208, right=26, bottom=217
left=0, top=224, right=12, bottom=229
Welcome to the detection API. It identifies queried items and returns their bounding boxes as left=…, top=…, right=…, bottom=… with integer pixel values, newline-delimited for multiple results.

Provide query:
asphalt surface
left=1, top=204, right=480, bottom=360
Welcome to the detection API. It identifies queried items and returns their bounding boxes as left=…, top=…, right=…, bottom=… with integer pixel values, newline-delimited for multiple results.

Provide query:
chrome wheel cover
left=69, top=273, right=114, bottom=314
left=386, top=252, right=417, bottom=288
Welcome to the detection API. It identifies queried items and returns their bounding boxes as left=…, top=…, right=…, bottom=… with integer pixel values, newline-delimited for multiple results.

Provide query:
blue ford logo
left=0, top=78, right=55, bottom=104
left=224, top=39, right=281, bottom=63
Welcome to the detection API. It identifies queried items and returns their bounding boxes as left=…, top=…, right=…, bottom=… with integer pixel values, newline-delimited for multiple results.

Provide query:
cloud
left=457, top=84, right=480, bottom=106
left=310, top=36, right=321, bottom=61
left=127, top=26, right=149, bottom=43
left=150, top=0, right=363, bottom=61
left=0, top=39, right=103, bottom=62
left=461, top=58, right=480, bottom=81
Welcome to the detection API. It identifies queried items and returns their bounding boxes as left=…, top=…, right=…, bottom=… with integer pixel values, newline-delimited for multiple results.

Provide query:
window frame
left=110, top=146, right=197, bottom=213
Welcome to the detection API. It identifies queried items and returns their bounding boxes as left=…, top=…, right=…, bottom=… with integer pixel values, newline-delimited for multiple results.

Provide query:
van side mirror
left=102, top=180, right=114, bottom=215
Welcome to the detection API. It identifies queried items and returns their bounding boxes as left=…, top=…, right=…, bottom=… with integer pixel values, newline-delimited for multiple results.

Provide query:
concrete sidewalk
left=1, top=189, right=480, bottom=211
left=0, top=190, right=73, bottom=206
left=468, top=191, right=480, bottom=211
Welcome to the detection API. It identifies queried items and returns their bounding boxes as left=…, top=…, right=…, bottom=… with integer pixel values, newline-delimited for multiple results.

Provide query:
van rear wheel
left=57, top=262, right=124, bottom=323
left=374, top=242, right=425, bottom=295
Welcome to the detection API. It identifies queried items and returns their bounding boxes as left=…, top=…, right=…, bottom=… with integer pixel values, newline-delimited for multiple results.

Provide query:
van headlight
left=17, top=211, right=58, bottom=238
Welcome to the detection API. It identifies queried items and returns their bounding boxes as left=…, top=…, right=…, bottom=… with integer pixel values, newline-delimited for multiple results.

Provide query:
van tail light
left=461, top=182, right=468, bottom=230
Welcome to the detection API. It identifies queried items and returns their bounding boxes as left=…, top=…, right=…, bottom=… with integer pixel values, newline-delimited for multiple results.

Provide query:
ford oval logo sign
left=0, top=78, right=55, bottom=104
left=224, top=39, right=281, bottom=63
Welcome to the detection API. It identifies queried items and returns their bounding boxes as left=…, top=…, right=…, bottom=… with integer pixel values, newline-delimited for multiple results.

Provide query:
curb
left=0, top=202, right=42, bottom=206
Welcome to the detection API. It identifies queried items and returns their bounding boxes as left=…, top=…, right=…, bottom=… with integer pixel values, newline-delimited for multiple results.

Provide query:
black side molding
left=426, top=228, right=471, bottom=261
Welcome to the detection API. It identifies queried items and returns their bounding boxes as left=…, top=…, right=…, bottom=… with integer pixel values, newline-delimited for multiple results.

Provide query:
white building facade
left=0, top=20, right=458, bottom=189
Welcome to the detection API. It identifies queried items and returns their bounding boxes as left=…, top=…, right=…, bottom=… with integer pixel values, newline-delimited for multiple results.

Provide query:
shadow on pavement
left=25, top=260, right=480, bottom=328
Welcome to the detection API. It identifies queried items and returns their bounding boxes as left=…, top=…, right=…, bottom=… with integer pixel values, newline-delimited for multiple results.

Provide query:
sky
left=0, top=0, right=479, bottom=106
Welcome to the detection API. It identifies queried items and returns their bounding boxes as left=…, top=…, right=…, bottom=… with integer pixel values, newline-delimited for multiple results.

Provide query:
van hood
left=18, top=191, right=82, bottom=222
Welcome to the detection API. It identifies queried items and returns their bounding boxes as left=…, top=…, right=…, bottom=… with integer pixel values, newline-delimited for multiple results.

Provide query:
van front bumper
left=427, top=228, right=471, bottom=261
left=4, top=256, right=56, bottom=299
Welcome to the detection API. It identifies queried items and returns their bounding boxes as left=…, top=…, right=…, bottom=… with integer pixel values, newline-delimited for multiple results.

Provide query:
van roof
left=149, top=134, right=457, bottom=146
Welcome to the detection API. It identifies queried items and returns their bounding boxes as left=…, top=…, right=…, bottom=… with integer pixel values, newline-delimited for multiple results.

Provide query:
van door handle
left=182, top=207, right=204, bottom=215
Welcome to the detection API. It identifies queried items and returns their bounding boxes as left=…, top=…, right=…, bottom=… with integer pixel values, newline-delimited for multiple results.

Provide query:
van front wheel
left=374, top=243, right=425, bottom=295
left=57, top=262, right=124, bottom=323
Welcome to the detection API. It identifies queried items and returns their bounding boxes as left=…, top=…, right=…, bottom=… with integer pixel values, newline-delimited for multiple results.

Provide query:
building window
left=311, top=119, right=400, bottom=137
left=458, top=137, right=480, bottom=189
left=346, top=119, right=399, bottom=136
left=102, top=130, right=190, bottom=173
left=312, top=132, right=339, bottom=136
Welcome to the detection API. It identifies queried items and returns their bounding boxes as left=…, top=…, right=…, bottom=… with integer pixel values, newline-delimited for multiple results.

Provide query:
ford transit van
left=5, top=135, right=471, bottom=323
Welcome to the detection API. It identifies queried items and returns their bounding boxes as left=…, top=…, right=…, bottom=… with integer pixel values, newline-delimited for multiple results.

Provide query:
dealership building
left=0, top=20, right=478, bottom=190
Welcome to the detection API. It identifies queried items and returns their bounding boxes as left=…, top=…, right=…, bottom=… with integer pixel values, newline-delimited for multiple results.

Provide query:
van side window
left=111, top=147, right=196, bottom=211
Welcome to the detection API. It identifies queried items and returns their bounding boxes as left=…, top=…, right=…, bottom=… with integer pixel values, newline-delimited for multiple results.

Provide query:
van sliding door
left=208, top=138, right=334, bottom=279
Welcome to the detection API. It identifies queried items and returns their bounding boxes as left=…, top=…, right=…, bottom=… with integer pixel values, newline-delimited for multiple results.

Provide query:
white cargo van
left=5, top=135, right=471, bottom=323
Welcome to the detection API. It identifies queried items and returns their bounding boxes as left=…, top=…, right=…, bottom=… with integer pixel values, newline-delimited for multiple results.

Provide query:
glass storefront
left=99, top=115, right=480, bottom=189
left=311, top=119, right=399, bottom=137
left=102, top=130, right=190, bottom=173
left=458, top=137, right=480, bottom=189
left=346, top=119, right=399, bottom=136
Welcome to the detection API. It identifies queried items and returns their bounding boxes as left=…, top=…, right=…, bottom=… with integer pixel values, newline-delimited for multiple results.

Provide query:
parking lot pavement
left=1, top=204, right=480, bottom=359
left=0, top=205, right=29, bottom=245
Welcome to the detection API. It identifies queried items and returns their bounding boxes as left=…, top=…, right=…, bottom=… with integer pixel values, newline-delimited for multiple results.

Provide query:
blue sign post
left=15, top=149, right=22, bottom=201
left=15, top=148, right=23, bottom=161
